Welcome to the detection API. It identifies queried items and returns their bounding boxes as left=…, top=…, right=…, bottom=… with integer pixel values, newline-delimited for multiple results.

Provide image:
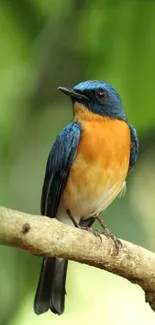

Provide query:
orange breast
left=62, top=112, right=131, bottom=217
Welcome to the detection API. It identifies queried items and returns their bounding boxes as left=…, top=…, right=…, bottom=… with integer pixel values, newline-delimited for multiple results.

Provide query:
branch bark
left=0, top=206, right=155, bottom=312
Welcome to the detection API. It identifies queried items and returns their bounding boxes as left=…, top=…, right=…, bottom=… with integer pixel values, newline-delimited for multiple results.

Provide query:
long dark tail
left=34, top=257, right=68, bottom=315
left=34, top=216, right=95, bottom=315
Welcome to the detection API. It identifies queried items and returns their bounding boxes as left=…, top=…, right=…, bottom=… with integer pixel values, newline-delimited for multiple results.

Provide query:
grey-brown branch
left=0, top=206, right=155, bottom=312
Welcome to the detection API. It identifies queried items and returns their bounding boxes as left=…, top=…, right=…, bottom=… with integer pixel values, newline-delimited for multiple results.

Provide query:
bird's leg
left=95, top=214, right=122, bottom=254
left=66, top=209, right=79, bottom=228
left=66, top=209, right=102, bottom=240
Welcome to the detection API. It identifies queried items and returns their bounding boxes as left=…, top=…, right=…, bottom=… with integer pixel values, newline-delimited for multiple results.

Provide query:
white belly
left=57, top=181, right=126, bottom=226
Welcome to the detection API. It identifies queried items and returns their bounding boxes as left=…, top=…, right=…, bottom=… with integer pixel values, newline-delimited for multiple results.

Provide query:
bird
left=34, top=80, right=138, bottom=316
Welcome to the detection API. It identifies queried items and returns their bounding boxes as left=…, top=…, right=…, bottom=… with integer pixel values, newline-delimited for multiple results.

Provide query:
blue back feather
left=41, top=121, right=81, bottom=217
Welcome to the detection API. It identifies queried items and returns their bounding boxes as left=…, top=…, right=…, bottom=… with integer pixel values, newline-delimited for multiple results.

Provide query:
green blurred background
left=0, top=0, right=155, bottom=324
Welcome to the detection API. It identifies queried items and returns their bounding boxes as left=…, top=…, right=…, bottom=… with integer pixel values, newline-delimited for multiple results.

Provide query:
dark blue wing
left=128, top=124, right=139, bottom=173
left=41, top=121, right=81, bottom=217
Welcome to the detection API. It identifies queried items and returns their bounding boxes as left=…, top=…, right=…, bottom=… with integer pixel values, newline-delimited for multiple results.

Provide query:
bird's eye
left=96, top=89, right=107, bottom=100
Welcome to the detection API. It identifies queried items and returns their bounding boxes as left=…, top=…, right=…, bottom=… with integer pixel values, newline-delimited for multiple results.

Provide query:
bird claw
left=77, top=225, right=102, bottom=241
left=95, top=214, right=122, bottom=255
left=66, top=209, right=121, bottom=252
left=101, top=225, right=122, bottom=254
left=88, top=227, right=102, bottom=241
left=86, top=227, right=102, bottom=241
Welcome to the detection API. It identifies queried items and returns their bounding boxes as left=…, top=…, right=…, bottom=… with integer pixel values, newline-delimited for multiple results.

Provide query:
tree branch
left=0, top=206, right=155, bottom=312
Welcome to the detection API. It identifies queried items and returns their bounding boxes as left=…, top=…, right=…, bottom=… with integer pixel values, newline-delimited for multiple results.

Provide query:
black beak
left=58, top=86, right=88, bottom=100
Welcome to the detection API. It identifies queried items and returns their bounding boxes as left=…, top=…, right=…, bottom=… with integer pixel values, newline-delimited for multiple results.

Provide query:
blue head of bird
left=58, top=80, right=127, bottom=121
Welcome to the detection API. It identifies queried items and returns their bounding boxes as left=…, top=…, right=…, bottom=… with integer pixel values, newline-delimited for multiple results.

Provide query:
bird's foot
left=88, top=227, right=102, bottom=241
left=101, top=224, right=122, bottom=254
left=79, top=226, right=102, bottom=241
left=66, top=209, right=102, bottom=240
left=95, top=214, right=122, bottom=254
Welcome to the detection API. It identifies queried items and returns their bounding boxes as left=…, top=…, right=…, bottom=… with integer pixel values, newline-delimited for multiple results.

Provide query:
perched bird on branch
left=34, top=80, right=138, bottom=316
